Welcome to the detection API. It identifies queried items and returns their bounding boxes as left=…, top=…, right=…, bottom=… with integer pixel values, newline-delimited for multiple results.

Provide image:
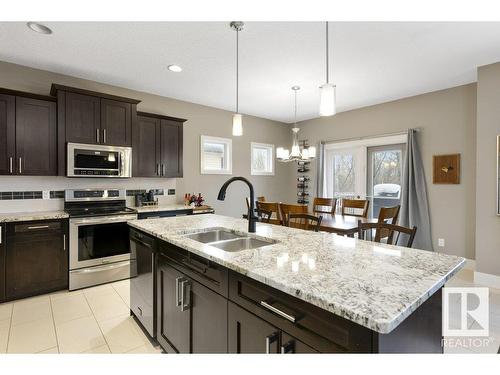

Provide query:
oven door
left=69, top=214, right=137, bottom=270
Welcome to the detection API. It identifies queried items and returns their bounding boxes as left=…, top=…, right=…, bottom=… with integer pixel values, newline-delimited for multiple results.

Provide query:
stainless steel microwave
left=67, top=143, right=132, bottom=178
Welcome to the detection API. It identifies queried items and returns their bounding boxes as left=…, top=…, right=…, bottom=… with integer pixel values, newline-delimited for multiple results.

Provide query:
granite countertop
left=0, top=210, right=69, bottom=223
left=130, top=204, right=193, bottom=213
left=128, top=214, right=465, bottom=334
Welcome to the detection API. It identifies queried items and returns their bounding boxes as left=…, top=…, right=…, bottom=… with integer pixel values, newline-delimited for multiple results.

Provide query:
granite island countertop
left=0, top=210, right=69, bottom=223
left=128, top=214, right=465, bottom=334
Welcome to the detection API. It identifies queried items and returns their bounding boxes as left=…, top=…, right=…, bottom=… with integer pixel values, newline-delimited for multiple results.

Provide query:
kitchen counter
left=0, top=210, right=69, bottom=223
left=130, top=204, right=192, bottom=213
left=129, top=214, right=465, bottom=334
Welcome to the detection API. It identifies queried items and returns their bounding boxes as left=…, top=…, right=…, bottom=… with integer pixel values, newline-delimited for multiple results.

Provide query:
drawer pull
left=27, top=225, right=50, bottom=230
left=280, top=340, right=295, bottom=354
left=265, top=331, right=279, bottom=354
left=180, top=279, right=191, bottom=312
left=260, top=300, right=296, bottom=323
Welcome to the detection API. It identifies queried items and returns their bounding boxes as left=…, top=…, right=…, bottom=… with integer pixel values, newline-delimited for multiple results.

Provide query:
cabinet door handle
left=18, top=157, right=22, bottom=174
left=9, top=157, right=13, bottom=174
left=63, top=234, right=66, bottom=251
left=96, top=128, right=100, bottom=143
left=180, top=279, right=191, bottom=312
left=280, top=340, right=295, bottom=354
left=161, top=164, right=165, bottom=176
left=175, top=277, right=183, bottom=307
left=265, top=331, right=279, bottom=354
left=260, top=300, right=296, bottom=323
left=103, top=129, right=106, bottom=143
left=156, top=164, right=160, bottom=176
left=27, top=225, right=49, bottom=230
left=0, top=225, right=2, bottom=244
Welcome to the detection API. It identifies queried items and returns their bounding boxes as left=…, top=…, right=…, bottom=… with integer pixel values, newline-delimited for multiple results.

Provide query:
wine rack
left=297, top=163, right=311, bottom=205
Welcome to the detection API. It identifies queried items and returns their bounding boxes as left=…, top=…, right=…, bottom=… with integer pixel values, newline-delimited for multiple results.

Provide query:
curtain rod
left=320, top=128, right=420, bottom=145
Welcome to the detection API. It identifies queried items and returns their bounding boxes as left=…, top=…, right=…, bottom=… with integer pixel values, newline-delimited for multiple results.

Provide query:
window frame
left=200, top=135, right=233, bottom=175
left=250, top=142, right=275, bottom=176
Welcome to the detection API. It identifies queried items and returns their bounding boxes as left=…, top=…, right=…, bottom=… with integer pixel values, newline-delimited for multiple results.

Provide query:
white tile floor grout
left=0, top=279, right=161, bottom=354
left=0, top=269, right=499, bottom=354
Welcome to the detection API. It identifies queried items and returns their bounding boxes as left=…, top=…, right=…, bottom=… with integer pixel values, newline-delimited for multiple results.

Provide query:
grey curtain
left=315, top=142, right=325, bottom=198
left=399, top=129, right=433, bottom=250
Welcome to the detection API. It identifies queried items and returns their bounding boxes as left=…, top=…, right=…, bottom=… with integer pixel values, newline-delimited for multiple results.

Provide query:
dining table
left=314, top=214, right=377, bottom=236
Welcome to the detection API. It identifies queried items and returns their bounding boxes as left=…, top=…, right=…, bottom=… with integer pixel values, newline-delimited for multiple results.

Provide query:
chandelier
left=277, top=86, right=316, bottom=162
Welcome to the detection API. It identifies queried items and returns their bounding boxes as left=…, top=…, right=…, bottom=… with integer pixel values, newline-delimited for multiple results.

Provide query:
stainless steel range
left=65, top=189, right=137, bottom=290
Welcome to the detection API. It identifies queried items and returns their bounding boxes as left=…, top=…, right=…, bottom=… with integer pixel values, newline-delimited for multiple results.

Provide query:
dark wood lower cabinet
left=5, top=219, right=68, bottom=300
left=0, top=223, right=5, bottom=302
left=156, top=254, right=228, bottom=353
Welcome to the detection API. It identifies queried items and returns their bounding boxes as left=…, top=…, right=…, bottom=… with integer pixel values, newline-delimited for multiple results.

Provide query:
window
left=251, top=142, right=274, bottom=175
left=323, top=134, right=407, bottom=217
left=200, top=135, right=232, bottom=174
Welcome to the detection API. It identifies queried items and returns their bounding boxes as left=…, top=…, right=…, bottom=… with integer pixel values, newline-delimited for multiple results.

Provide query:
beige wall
left=476, top=62, right=500, bottom=276
left=0, top=61, right=291, bottom=218
left=297, top=84, right=477, bottom=259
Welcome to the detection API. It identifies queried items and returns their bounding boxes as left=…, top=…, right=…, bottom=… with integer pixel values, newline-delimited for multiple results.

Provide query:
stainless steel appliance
left=65, top=189, right=137, bottom=290
left=130, top=228, right=156, bottom=337
left=67, top=143, right=132, bottom=178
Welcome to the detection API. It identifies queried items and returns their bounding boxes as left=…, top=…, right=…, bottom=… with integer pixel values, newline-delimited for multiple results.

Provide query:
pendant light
left=319, top=21, right=336, bottom=117
left=277, top=86, right=316, bottom=162
left=230, top=21, right=244, bottom=136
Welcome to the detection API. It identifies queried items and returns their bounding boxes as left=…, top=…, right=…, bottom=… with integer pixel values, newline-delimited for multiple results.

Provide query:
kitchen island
left=128, top=214, right=465, bottom=353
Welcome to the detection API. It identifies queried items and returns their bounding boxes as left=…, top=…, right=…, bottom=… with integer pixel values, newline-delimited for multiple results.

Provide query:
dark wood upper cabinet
left=160, top=120, right=183, bottom=178
left=134, top=112, right=185, bottom=178
left=64, top=92, right=100, bottom=144
left=5, top=219, right=68, bottom=300
left=15, top=97, right=57, bottom=176
left=134, top=115, right=161, bottom=177
left=100, top=98, right=132, bottom=146
left=0, top=94, right=15, bottom=175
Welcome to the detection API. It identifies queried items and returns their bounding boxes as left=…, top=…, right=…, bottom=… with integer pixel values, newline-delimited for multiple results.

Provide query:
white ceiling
left=1, top=22, right=500, bottom=123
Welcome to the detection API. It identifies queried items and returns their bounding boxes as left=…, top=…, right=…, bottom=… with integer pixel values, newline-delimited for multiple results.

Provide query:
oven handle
left=71, top=261, right=131, bottom=274
left=70, top=214, right=137, bottom=225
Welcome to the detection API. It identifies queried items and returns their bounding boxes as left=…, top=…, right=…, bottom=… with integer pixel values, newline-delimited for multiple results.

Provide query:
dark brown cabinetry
left=51, top=84, right=140, bottom=175
left=134, top=112, right=185, bottom=178
left=156, top=253, right=227, bottom=353
left=0, top=223, right=5, bottom=302
left=0, top=92, right=57, bottom=176
left=15, top=97, right=57, bottom=175
left=5, top=219, right=68, bottom=300
left=0, top=94, right=15, bottom=175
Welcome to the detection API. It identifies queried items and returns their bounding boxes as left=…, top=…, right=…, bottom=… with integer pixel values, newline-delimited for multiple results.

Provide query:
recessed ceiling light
left=27, top=22, right=52, bottom=35
left=167, top=64, right=182, bottom=73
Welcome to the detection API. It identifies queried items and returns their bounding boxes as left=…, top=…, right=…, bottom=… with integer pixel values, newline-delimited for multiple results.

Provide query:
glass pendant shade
left=319, top=83, right=336, bottom=116
left=308, top=146, right=316, bottom=158
left=232, top=113, right=243, bottom=136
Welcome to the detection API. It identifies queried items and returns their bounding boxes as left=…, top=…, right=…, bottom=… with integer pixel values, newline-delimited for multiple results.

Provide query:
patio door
left=366, top=144, right=405, bottom=219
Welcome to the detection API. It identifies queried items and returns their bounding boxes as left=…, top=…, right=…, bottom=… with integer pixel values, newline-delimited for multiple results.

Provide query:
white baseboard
left=474, top=271, right=500, bottom=289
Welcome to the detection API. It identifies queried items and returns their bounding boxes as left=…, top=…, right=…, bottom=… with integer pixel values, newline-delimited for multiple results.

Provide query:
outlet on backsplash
left=438, top=238, right=445, bottom=247
left=42, top=191, right=50, bottom=200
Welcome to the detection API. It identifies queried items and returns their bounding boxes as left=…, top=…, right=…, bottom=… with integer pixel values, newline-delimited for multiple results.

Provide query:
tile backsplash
left=0, top=176, right=177, bottom=213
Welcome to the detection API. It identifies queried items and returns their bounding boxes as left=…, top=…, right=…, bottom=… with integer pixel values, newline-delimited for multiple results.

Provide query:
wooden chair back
left=286, top=214, right=323, bottom=232
left=341, top=198, right=370, bottom=218
left=279, top=203, right=308, bottom=228
left=357, top=221, right=417, bottom=248
left=313, top=197, right=337, bottom=215
left=256, top=201, right=281, bottom=224
left=246, top=196, right=266, bottom=209
left=377, top=205, right=401, bottom=239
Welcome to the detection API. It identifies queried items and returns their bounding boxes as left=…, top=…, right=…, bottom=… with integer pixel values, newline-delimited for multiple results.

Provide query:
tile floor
left=0, top=269, right=498, bottom=354
left=0, top=279, right=162, bottom=354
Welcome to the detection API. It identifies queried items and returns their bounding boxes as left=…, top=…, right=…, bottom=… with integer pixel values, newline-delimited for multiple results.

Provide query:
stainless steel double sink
left=183, top=227, right=277, bottom=252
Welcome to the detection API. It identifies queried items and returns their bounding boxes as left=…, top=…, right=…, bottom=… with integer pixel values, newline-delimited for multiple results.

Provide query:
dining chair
left=245, top=196, right=266, bottom=210
left=313, top=197, right=337, bottom=215
left=341, top=198, right=370, bottom=218
left=279, top=203, right=308, bottom=228
left=376, top=205, right=401, bottom=239
left=286, top=213, right=323, bottom=232
left=357, top=221, right=418, bottom=248
left=256, top=201, right=282, bottom=224
left=256, top=209, right=272, bottom=223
